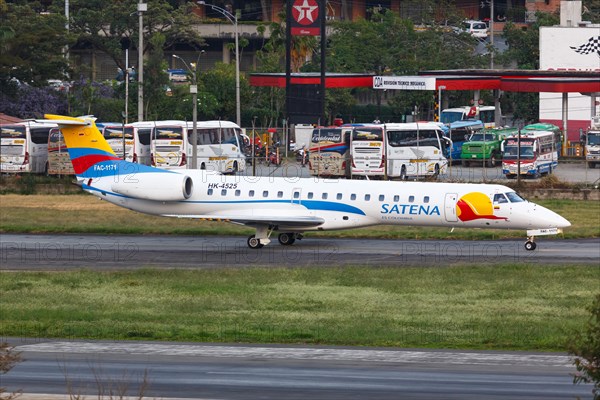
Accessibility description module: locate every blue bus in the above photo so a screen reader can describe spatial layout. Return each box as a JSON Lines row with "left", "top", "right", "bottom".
{"left": 444, "top": 120, "right": 484, "bottom": 161}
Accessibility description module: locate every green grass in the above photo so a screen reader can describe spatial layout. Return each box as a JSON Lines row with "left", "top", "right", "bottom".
{"left": 1, "top": 265, "right": 598, "bottom": 351}
{"left": 1, "top": 195, "right": 598, "bottom": 239}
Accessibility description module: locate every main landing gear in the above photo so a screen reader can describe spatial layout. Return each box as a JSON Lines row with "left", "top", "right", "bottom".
{"left": 246, "top": 230, "right": 302, "bottom": 249}
{"left": 278, "top": 232, "right": 302, "bottom": 245}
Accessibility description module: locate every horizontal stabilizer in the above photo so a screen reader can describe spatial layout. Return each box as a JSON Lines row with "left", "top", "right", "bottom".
{"left": 35, "top": 119, "right": 91, "bottom": 126}
{"left": 36, "top": 114, "right": 94, "bottom": 127}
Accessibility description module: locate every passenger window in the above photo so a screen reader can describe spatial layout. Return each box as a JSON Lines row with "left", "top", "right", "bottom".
{"left": 277, "top": 191, "right": 283, "bottom": 198}
{"left": 221, "top": 189, "right": 227, "bottom": 196}
{"left": 379, "top": 194, "right": 385, "bottom": 201}
{"left": 351, "top": 194, "right": 356, "bottom": 201}
{"left": 393, "top": 195, "right": 399, "bottom": 202}
{"left": 308, "top": 192, "right": 314, "bottom": 199}
{"left": 337, "top": 193, "right": 343, "bottom": 200}
{"left": 207, "top": 189, "right": 213, "bottom": 195}
{"left": 249, "top": 190, "right": 254, "bottom": 197}
{"left": 365, "top": 194, "right": 371, "bottom": 201}
{"left": 235, "top": 190, "right": 240, "bottom": 197}
{"left": 294, "top": 191, "right": 300, "bottom": 199}
{"left": 322, "top": 193, "right": 328, "bottom": 200}
{"left": 424, "top": 196, "right": 430, "bottom": 203}
{"left": 409, "top": 195, "right": 415, "bottom": 203}
{"left": 263, "top": 190, "right": 269, "bottom": 198}
{"left": 493, "top": 193, "right": 508, "bottom": 204}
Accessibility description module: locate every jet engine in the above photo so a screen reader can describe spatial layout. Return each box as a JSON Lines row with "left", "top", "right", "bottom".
{"left": 111, "top": 173, "right": 193, "bottom": 201}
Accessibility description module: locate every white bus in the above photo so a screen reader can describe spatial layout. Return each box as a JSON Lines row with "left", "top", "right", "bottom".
{"left": 349, "top": 125, "right": 386, "bottom": 177}
{"left": 1, "top": 121, "right": 54, "bottom": 173}
{"left": 150, "top": 121, "right": 188, "bottom": 169}
{"left": 441, "top": 106, "right": 495, "bottom": 128}
{"left": 102, "top": 122, "right": 152, "bottom": 165}
{"left": 47, "top": 127, "right": 74, "bottom": 175}
{"left": 502, "top": 130, "right": 558, "bottom": 179}
{"left": 151, "top": 120, "right": 246, "bottom": 173}
{"left": 385, "top": 122, "right": 449, "bottom": 179}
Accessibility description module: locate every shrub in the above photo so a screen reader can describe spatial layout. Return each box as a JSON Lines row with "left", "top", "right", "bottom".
{"left": 570, "top": 294, "right": 600, "bottom": 400}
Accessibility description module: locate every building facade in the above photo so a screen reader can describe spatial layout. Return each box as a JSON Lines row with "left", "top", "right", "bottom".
{"left": 73, "top": 0, "right": 564, "bottom": 81}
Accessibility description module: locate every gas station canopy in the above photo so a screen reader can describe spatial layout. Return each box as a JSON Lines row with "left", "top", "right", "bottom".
{"left": 250, "top": 70, "right": 600, "bottom": 93}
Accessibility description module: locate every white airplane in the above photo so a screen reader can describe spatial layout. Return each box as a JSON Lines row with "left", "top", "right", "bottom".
{"left": 41, "top": 114, "right": 570, "bottom": 250}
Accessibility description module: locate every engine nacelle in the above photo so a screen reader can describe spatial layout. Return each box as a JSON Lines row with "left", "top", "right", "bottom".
{"left": 111, "top": 172, "right": 193, "bottom": 201}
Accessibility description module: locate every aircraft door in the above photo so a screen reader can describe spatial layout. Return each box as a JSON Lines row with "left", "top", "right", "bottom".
{"left": 444, "top": 193, "right": 458, "bottom": 222}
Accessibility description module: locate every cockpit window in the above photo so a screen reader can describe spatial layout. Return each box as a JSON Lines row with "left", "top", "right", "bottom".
{"left": 506, "top": 192, "right": 525, "bottom": 203}
{"left": 493, "top": 193, "right": 509, "bottom": 204}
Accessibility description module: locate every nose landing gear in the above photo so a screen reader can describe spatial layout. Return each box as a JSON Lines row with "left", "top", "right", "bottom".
{"left": 524, "top": 238, "right": 537, "bottom": 251}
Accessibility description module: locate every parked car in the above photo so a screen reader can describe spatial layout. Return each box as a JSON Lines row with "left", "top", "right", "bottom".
{"left": 456, "top": 20, "right": 489, "bottom": 38}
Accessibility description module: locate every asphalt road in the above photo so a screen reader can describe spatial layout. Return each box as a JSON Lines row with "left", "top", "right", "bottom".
{"left": 1, "top": 234, "right": 599, "bottom": 269}
{"left": 4, "top": 339, "right": 593, "bottom": 400}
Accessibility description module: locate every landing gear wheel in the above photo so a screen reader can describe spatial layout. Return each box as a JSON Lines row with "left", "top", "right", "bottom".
{"left": 524, "top": 240, "right": 537, "bottom": 251}
{"left": 278, "top": 233, "right": 296, "bottom": 246}
{"left": 247, "top": 235, "right": 264, "bottom": 249}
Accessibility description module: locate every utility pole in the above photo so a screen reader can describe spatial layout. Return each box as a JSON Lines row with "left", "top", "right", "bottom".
{"left": 490, "top": 0, "right": 495, "bottom": 69}
{"left": 197, "top": 1, "right": 240, "bottom": 126}
{"left": 137, "top": 1, "right": 147, "bottom": 122}
{"left": 172, "top": 55, "right": 199, "bottom": 169}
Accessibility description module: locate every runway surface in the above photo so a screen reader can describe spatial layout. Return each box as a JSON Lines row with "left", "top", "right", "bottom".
{"left": 3, "top": 339, "right": 593, "bottom": 400}
{"left": 1, "top": 234, "right": 599, "bottom": 269}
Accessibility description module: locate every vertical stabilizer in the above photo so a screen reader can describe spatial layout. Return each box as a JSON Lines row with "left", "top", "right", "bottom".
{"left": 43, "top": 114, "right": 122, "bottom": 177}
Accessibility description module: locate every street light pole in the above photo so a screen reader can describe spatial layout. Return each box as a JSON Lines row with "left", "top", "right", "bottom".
{"left": 137, "top": 1, "right": 147, "bottom": 122}
{"left": 490, "top": 0, "right": 495, "bottom": 69}
{"left": 234, "top": 15, "right": 240, "bottom": 126}
{"left": 197, "top": 1, "right": 240, "bottom": 126}
{"left": 173, "top": 54, "right": 198, "bottom": 169}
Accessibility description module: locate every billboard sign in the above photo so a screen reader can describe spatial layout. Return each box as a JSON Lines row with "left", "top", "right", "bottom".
{"left": 539, "top": 27, "right": 600, "bottom": 139}
{"left": 290, "top": 0, "right": 321, "bottom": 36}
{"left": 373, "top": 76, "right": 436, "bottom": 91}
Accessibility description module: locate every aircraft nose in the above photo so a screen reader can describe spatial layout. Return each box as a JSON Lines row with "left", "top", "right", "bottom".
{"left": 534, "top": 204, "right": 571, "bottom": 229}
{"left": 554, "top": 213, "right": 571, "bottom": 229}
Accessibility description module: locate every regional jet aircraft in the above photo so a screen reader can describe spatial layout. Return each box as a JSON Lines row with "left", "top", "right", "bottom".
{"left": 41, "top": 114, "right": 570, "bottom": 250}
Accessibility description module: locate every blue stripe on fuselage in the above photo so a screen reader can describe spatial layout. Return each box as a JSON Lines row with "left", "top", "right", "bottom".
{"left": 76, "top": 160, "right": 175, "bottom": 178}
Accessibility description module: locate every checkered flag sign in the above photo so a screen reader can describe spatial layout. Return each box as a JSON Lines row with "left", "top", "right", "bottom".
{"left": 570, "top": 36, "right": 600, "bottom": 56}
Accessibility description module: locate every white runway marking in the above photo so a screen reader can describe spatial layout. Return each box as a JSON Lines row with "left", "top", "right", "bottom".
{"left": 16, "top": 341, "right": 573, "bottom": 367}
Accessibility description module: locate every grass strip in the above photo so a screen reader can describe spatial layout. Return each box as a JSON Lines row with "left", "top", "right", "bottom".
{"left": 0, "top": 195, "right": 598, "bottom": 239}
{"left": 1, "top": 265, "right": 598, "bottom": 351}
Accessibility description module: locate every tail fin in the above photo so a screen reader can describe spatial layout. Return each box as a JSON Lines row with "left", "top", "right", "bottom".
{"left": 43, "top": 114, "right": 122, "bottom": 177}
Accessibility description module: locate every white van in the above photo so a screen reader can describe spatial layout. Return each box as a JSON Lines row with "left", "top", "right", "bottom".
{"left": 460, "top": 20, "right": 489, "bottom": 38}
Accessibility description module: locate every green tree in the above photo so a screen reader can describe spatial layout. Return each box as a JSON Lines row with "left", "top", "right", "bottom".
{"left": 499, "top": 12, "right": 560, "bottom": 123}
{"left": 200, "top": 62, "right": 250, "bottom": 122}
{"left": 326, "top": 8, "right": 484, "bottom": 121}
{"left": 251, "top": 10, "right": 319, "bottom": 127}
{"left": 570, "top": 294, "right": 600, "bottom": 400}
{"left": 68, "top": 0, "right": 204, "bottom": 71}
{"left": 142, "top": 33, "right": 171, "bottom": 120}
{"left": 0, "top": 1, "right": 72, "bottom": 94}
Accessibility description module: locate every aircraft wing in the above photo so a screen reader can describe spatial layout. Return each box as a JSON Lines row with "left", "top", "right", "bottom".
{"left": 163, "top": 213, "right": 325, "bottom": 228}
